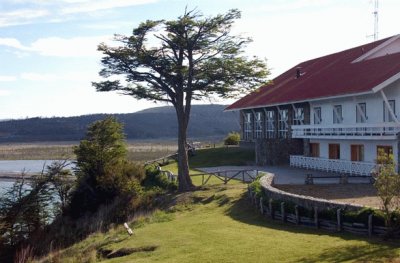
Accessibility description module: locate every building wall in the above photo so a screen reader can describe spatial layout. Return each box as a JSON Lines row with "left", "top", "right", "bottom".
{"left": 309, "top": 80, "right": 400, "bottom": 125}
{"left": 310, "top": 139, "right": 398, "bottom": 163}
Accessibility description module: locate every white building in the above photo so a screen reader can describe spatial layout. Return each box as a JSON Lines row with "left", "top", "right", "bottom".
{"left": 226, "top": 35, "right": 400, "bottom": 176}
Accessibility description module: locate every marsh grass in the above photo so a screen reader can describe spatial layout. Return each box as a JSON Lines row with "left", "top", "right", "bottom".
{"left": 0, "top": 141, "right": 178, "bottom": 161}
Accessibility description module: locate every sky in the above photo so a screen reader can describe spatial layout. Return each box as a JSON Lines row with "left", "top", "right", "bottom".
{"left": 0, "top": 0, "right": 399, "bottom": 119}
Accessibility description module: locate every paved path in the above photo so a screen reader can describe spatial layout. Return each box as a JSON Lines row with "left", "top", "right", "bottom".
{"left": 198, "top": 165, "right": 372, "bottom": 185}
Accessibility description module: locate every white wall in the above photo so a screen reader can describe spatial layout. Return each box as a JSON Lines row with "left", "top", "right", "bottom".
{"left": 309, "top": 79, "right": 400, "bottom": 125}
{"left": 310, "top": 139, "right": 398, "bottom": 164}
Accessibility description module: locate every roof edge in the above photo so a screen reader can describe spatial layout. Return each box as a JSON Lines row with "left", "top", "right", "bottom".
{"left": 372, "top": 71, "right": 400, "bottom": 93}
{"left": 352, "top": 34, "right": 400, "bottom": 63}
{"left": 224, "top": 90, "right": 375, "bottom": 111}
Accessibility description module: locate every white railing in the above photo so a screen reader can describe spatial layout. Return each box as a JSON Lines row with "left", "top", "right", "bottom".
{"left": 292, "top": 122, "right": 400, "bottom": 140}
{"left": 290, "top": 155, "right": 376, "bottom": 176}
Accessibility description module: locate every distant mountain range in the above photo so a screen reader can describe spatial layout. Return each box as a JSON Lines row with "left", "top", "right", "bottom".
{"left": 0, "top": 105, "right": 240, "bottom": 142}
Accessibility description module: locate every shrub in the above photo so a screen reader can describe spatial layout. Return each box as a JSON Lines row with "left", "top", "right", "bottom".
{"left": 224, "top": 132, "right": 240, "bottom": 145}
{"left": 143, "top": 166, "right": 177, "bottom": 191}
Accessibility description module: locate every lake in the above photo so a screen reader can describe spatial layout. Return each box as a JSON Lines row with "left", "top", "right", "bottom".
{"left": 0, "top": 160, "right": 75, "bottom": 195}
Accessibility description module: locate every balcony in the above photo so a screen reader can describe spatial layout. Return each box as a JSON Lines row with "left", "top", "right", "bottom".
{"left": 290, "top": 155, "right": 376, "bottom": 176}
{"left": 292, "top": 122, "right": 400, "bottom": 140}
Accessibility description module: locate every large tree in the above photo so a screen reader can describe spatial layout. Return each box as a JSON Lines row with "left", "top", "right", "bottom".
{"left": 93, "top": 9, "right": 269, "bottom": 191}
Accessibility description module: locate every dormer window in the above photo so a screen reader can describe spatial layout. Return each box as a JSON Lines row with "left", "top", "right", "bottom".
{"left": 333, "top": 105, "right": 343, "bottom": 124}
{"left": 356, "top": 103, "right": 367, "bottom": 123}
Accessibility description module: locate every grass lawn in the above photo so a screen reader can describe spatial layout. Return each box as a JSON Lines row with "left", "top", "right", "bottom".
{"left": 44, "top": 182, "right": 400, "bottom": 263}
{"left": 36, "top": 147, "right": 400, "bottom": 262}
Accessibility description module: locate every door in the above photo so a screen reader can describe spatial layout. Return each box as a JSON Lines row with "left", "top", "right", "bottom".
{"left": 351, "top": 145, "right": 364, "bottom": 162}
{"left": 329, "top": 144, "right": 340, "bottom": 159}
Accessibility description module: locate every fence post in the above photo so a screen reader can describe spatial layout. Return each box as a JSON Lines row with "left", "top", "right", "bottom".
{"left": 314, "top": 207, "right": 319, "bottom": 229}
{"left": 269, "top": 198, "right": 274, "bottom": 219}
{"left": 202, "top": 174, "right": 204, "bottom": 185}
{"left": 295, "top": 205, "right": 300, "bottom": 225}
{"left": 281, "top": 202, "right": 285, "bottom": 222}
{"left": 260, "top": 197, "right": 264, "bottom": 214}
{"left": 368, "top": 214, "right": 373, "bottom": 237}
{"left": 336, "top": 209, "right": 342, "bottom": 232}
{"left": 224, "top": 171, "right": 227, "bottom": 184}
{"left": 242, "top": 171, "right": 245, "bottom": 183}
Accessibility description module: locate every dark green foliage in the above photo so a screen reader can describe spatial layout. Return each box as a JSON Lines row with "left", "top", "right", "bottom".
{"left": 224, "top": 132, "right": 240, "bottom": 145}
{"left": 69, "top": 117, "right": 145, "bottom": 218}
{"left": 373, "top": 149, "right": 400, "bottom": 233}
{"left": 143, "top": 166, "right": 177, "bottom": 191}
{"left": 249, "top": 176, "right": 264, "bottom": 199}
{"left": 92, "top": 8, "right": 269, "bottom": 191}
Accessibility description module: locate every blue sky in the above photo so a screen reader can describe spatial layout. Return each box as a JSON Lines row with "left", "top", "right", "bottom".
{"left": 0, "top": 0, "right": 399, "bottom": 119}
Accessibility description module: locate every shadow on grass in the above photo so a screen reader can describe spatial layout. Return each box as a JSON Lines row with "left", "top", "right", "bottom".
{"left": 225, "top": 192, "right": 400, "bottom": 262}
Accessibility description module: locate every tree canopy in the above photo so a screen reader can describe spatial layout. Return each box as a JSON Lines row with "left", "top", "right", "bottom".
{"left": 93, "top": 9, "right": 269, "bottom": 191}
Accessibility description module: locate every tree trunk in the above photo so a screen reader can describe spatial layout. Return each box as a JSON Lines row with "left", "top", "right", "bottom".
{"left": 175, "top": 103, "right": 195, "bottom": 192}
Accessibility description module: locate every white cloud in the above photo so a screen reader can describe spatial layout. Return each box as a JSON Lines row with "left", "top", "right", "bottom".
{"left": 0, "top": 75, "right": 17, "bottom": 82}
{"left": 0, "top": 38, "right": 29, "bottom": 50}
{"left": 30, "top": 36, "right": 109, "bottom": 57}
{"left": 0, "top": 9, "right": 49, "bottom": 27}
{"left": 20, "top": 71, "right": 99, "bottom": 82}
{"left": 0, "top": 90, "right": 11, "bottom": 96}
{"left": 20, "top": 73, "right": 58, "bottom": 81}
{"left": 61, "top": 0, "right": 157, "bottom": 14}
{"left": 0, "top": 35, "right": 112, "bottom": 58}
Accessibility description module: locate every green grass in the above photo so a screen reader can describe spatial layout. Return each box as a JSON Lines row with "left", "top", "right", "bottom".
{"left": 189, "top": 146, "right": 254, "bottom": 168}
{"left": 41, "top": 183, "right": 400, "bottom": 263}
{"left": 161, "top": 146, "right": 254, "bottom": 186}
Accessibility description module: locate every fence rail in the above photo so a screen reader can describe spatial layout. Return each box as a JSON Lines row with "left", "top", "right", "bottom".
{"left": 290, "top": 155, "right": 376, "bottom": 176}
{"left": 191, "top": 169, "right": 260, "bottom": 185}
{"left": 292, "top": 122, "right": 400, "bottom": 140}
{"left": 248, "top": 188, "right": 399, "bottom": 238}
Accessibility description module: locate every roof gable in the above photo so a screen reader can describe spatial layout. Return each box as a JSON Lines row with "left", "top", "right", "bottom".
{"left": 227, "top": 35, "right": 400, "bottom": 111}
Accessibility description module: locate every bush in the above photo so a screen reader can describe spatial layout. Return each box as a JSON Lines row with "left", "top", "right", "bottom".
{"left": 143, "top": 166, "right": 177, "bottom": 191}
{"left": 224, "top": 132, "right": 240, "bottom": 145}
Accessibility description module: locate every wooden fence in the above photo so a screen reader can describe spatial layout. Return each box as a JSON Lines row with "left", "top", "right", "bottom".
{"left": 248, "top": 187, "right": 399, "bottom": 238}
{"left": 191, "top": 169, "right": 259, "bottom": 185}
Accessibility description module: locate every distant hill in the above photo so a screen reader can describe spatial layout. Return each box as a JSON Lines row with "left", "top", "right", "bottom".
{"left": 0, "top": 105, "right": 240, "bottom": 142}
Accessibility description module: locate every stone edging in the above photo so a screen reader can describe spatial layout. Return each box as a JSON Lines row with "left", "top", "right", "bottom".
{"left": 259, "top": 173, "right": 365, "bottom": 211}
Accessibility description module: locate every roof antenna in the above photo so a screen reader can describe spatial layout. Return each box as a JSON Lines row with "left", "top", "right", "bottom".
{"left": 367, "top": 0, "right": 379, "bottom": 41}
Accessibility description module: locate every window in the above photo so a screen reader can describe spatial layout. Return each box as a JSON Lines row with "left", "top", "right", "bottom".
{"left": 329, "top": 144, "right": 340, "bottom": 159}
{"left": 265, "top": 110, "right": 275, "bottom": 139}
{"left": 292, "top": 107, "right": 304, "bottom": 125}
{"left": 310, "top": 143, "right": 320, "bottom": 157}
{"left": 383, "top": 100, "right": 396, "bottom": 122}
{"left": 356, "top": 103, "right": 366, "bottom": 123}
{"left": 351, "top": 145, "right": 364, "bottom": 162}
{"left": 377, "top": 145, "right": 393, "bottom": 156}
{"left": 278, "top": 109, "right": 288, "bottom": 138}
{"left": 244, "top": 112, "right": 252, "bottom": 140}
{"left": 254, "top": 112, "right": 263, "bottom": 139}
{"left": 333, "top": 105, "right": 342, "bottom": 124}
{"left": 313, "top": 107, "right": 322, "bottom": 124}
{"left": 377, "top": 146, "right": 393, "bottom": 164}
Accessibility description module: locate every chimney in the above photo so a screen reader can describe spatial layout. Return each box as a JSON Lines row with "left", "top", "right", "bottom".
{"left": 296, "top": 67, "right": 301, "bottom": 79}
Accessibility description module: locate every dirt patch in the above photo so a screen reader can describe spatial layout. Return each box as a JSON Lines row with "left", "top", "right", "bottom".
{"left": 99, "top": 245, "right": 158, "bottom": 259}
{"left": 275, "top": 184, "right": 382, "bottom": 209}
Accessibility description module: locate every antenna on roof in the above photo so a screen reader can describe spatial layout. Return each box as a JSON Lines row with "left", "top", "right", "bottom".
{"left": 367, "top": 0, "right": 379, "bottom": 41}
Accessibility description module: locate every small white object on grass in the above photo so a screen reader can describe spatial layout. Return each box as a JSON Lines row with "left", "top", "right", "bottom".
{"left": 124, "top": 222, "right": 133, "bottom": 236}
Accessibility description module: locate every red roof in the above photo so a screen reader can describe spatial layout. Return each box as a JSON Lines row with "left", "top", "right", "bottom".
{"left": 226, "top": 36, "right": 400, "bottom": 110}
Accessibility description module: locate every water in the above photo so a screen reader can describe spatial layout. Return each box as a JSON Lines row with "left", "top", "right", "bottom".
{"left": 0, "top": 160, "right": 71, "bottom": 174}
{"left": 0, "top": 160, "right": 75, "bottom": 194}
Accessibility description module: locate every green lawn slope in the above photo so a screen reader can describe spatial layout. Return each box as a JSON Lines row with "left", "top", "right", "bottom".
{"left": 37, "top": 147, "right": 400, "bottom": 262}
